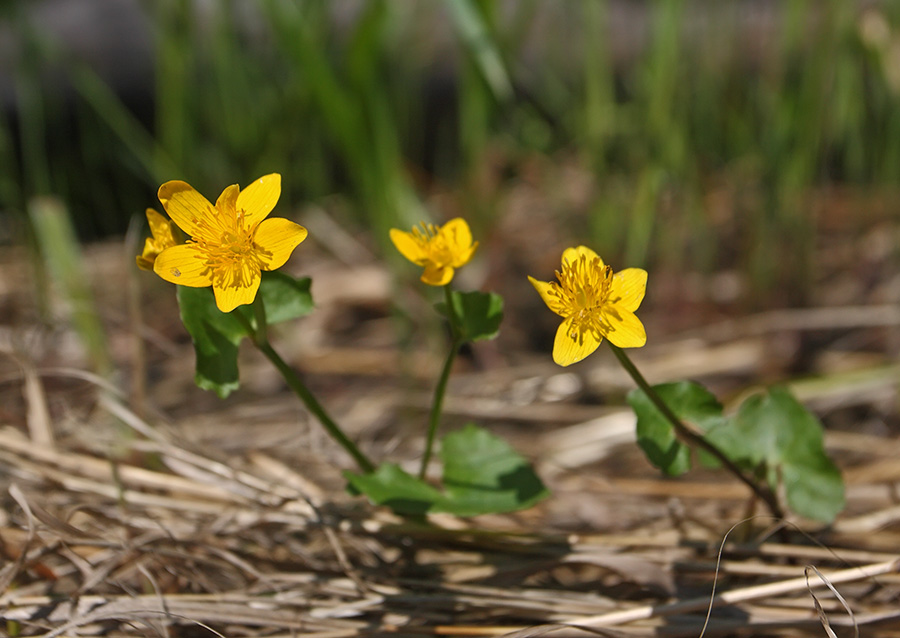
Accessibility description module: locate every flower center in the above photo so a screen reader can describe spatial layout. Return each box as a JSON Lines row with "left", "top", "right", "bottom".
{"left": 551, "top": 255, "right": 613, "bottom": 341}
{"left": 192, "top": 209, "right": 261, "bottom": 288}
{"left": 411, "top": 223, "right": 453, "bottom": 266}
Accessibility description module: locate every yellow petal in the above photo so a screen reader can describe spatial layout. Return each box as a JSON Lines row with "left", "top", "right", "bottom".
{"left": 608, "top": 268, "right": 647, "bottom": 312}
{"left": 216, "top": 184, "right": 240, "bottom": 219}
{"left": 136, "top": 241, "right": 156, "bottom": 271}
{"left": 237, "top": 173, "right": 281, "bottom": 225}
{"left": 453, "top": 241, "right": 479, "bottom": 268}
{"left": 146, "top": 209, "right": 176, "bottom": 246}
{"left": 390, "top": 228, "right": 425, "bottom": 265}
{"left": 253, "top": 217, "right": 308, "bottom": 271}
{"left": 421, "top": 264, "right": 454, "bottom": 286}
{"left": 561, "top": 245, "right": 603, "bottom": 268}
{"left": 553, "top": 315, "right": 602, "bottom": 367}
{"left": 213, "top": 262, "right": 261, "bottom": 313}
{"left": 153, "top": 244, "right": 212, "bottom": 287}
{"left": 158, "top": 181, "right": 214, "bottom": 238}
{"left": 601, "top": 307, "right": 647, "bottom": 348}
{"left": 443, "top": 217, "right": 473, "bottom": 248}
{"left": 528, "top": 276, "right": 566, "bottom": 317}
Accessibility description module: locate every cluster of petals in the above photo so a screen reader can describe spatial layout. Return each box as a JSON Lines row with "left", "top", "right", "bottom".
{"left": 390, "top": 218, "right": 478, "bottom": 286}
{"left": 136, "top": 209, "right": 177, "bottom": 271}
{"left": 529, "top": 246, "right": 647, "bottom": 367}
{"left": 149, "top": 174, "right": 307, "bottom": 313}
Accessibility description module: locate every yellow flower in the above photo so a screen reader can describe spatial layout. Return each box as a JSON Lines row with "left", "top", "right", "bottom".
{"left": 529, "top": 246, "right": 647, "bottom": 367}
{"left": 390, "top": 218, "right": 478, "bottom": 286}
{"left": 136, "top": 208, "right": 178, "bottom": 271}
{"left": 152, "top": 174, "right": 308, "bottom": 313}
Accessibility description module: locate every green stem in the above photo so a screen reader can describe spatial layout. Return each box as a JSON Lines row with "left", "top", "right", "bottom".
{"left": 252, "top": 293, "right": 268, "bottom": 342}
{"left": 418, "top": 285, "right": 462, "bottom": 479}
{"left": 234, "top": 300, "right": 375, "bottom": 473}
{"left": 608, "top": 343, "right": 785, "bottom": 520}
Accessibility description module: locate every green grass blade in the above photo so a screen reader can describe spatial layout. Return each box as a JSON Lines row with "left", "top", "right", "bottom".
{"left": 29, "top": 197, "right": 112, "bottom": 376}
{"left": 443, "top": 0, "right": 512, "bottom": 103}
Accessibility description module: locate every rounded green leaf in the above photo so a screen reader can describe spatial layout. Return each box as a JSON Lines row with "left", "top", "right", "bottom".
{"left": 437, "top": 291, "right": 504, "bottom": 342}
{"left": 176, "top": 273, "right": 314, "bottom": 398}
{"left": 344, "top": 464, "right": 443, "bottom": 516}
{"left": 628, "top": 381, "right": 726, "bottom": 476}
{"left": 176, "top": 286, "right": 244, "bottom": 398}
{"left": 243, "top": 271, "right": 314, "bottom": 326}
{"left": 345, "top": 425, "right": 548, "bottom": 517}
{"left": 439, "top": 423, "right": 548, "bottom": 515}
{"left": 724, "top": 387, "right": 844, "bottom": 522}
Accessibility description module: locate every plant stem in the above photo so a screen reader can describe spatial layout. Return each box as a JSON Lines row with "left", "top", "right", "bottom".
{"left": 234, "top": 300, "right": 375, "bottom": 473}
{"left": 418, "top": 285, "right": 462, "bottom": 479}
{"left": 608, "top": 343, "right": 785, "bottom": 520}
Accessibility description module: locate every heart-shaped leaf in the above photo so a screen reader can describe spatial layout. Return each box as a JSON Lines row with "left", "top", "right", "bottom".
{"left": 436, "top": 291, "right": 503, "bottom": 342}
{"left": 707, "top": 387, "right": 844, "bottom": 522}
{"left": 176, "top": 272, "right": 314, "bottom": 398}
{"left": 345, "top": 424, "right": 548, "bottom": 516}
{"left": 628, "top": 381, "right": 727, "bottom": 475}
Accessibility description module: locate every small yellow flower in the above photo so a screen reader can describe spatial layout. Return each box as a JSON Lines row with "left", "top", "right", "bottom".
{"left": 152, "top": 174, "right": 308, "bottom": 313}
{"left": 529, "top": 246, "right": 647, "bottom": 367}
{"left": 136, "top": 208, "right": 178, "bottom": 271}
{"left": 390, "top": 218, "right": 478, "bottom": 286}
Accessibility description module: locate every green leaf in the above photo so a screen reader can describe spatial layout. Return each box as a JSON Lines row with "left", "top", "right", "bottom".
{"left": 628, "top": 381, "right": 727, "bottom": 476}
{"left": 344, "top": 464, "right": 444, "bottom": 516}
{"left": 713, "top": 387, "right": 844, "bottom": 522}
{"left": 177, "top": 286, "right": 245, "bottom": 398}
{"left": 439, "top": 423, "right": 548, "bottom": 515}
{"left": 239, "top": 272, "right": 313, "bottom": 327}
{"left": 437, "top": 291, "right": 503, "bottom": 342}
{"left": 176, "top": 272, "right": 314, "bottom": 398}
{"left": 345, "top": 424, "right": 548, "bottom": 517}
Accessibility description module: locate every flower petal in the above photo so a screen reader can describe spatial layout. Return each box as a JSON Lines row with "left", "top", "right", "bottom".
{"left": 253, "top": 217, "right": 308, "bottom": 271}
{"left": 153, "top": 244, "right": 212, "bottom": 287}
{"left": 422, "top": 264, "right": 454, "bottom": 286}
{"left": 390, "top": 228, "right": 426, "bottom": 265}
{"left": 608, "top": 268, "right": 648, "bottom": 312}
{"left": 213, "top": 262, "right": 261, "bottom": 313}
{"left": 553, "top": 315, "right": 602, "bottom": 367}
{"left": 456, "top": 241, "right": 479, "bottom": 267}
{"left": 213, "top": 263, "right": 262, "bottom": 312}
{"left": 528, "top": 276, "right": 567, "bottom": 317}
{"left": 216, "top": 184, "right": 240, "bottom": 220}
{"left": 601, "top": 307, "right": 647, "bottom": 348}
{"left": 158, "top": 181, "right": 214, "bottom": 238}
{"left": 443, "top": 217, "right": 473, "bottom": 250}
{"left": 136, "top": 239, "right": 157, "bottom": 271}
{"left": 561, "top": 245, "right": 603, "bottom": 268}
{"left": 146, "top": 208, "right": 176, "bottom": 246}
{"left": 237, "top": 173, "right": 281, "bottom": 225}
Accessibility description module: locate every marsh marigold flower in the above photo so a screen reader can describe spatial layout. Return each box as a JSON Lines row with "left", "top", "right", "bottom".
{"left": 136, "top": 209, "right": 177, "bottom": 271}
{"left": 152, "top": 174, "right": 308, "bottom": 313}
{"left": 390, "top": 218, "right": 477, "bottom": 286}
{"left": 529, "top": 246, "right": 647, "bottom": 367}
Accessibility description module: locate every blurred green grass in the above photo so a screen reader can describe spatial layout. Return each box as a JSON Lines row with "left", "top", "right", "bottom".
{"left": 3, "top": 0, "right": 900, "bottom": 300}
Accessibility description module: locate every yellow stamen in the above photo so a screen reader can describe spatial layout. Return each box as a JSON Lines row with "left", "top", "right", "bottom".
{"left": 410, "top": 223, "right": 453, "bottom": 266}
{"left": 188, "top": 207, "right": 264, "bottom": 290}
{"left": 546, "top": 255, "right": 614, "bottom": 346}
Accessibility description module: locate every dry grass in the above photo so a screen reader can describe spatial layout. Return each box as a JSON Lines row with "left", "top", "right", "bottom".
{"left": 3, "top": 405, "right": 900, "bottom": 637}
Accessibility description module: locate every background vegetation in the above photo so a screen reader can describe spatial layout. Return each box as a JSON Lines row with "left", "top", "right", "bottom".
{"left": 3, "top": 0, "right": 900, "bottom": 306}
